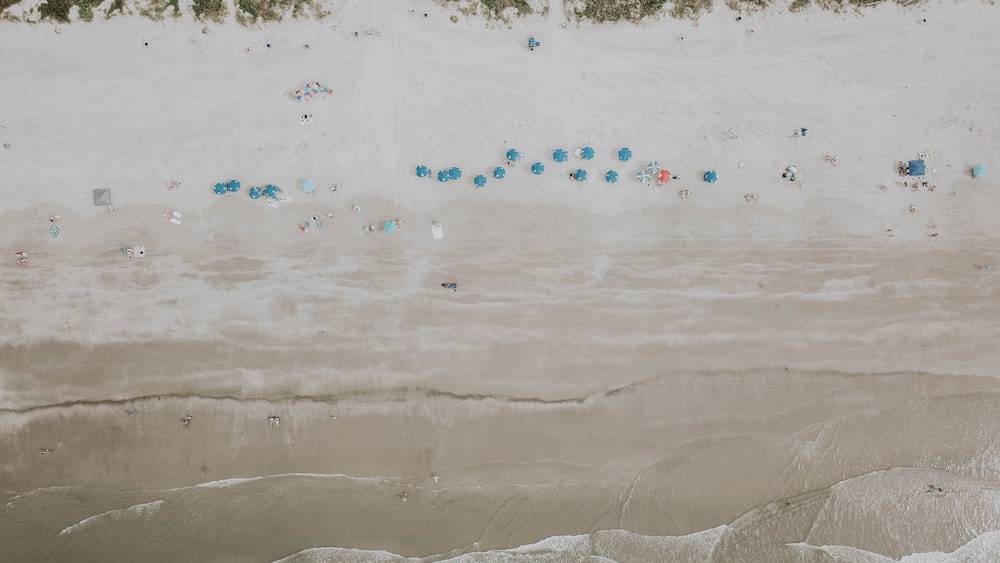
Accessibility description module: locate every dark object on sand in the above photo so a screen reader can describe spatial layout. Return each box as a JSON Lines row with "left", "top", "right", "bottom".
{"left": 441, "top": 283, "right": 458, "bottom": 291}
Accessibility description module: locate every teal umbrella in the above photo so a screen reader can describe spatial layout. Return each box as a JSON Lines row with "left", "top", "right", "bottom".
{"left": 704, "top": 170, "right": 718, "bottom": 183}
{"left": 553, "top": 149, "right": 568, "bottom": 162}
{"left": 213, "top": 183, "right": 227, "bottom": 195}
{"left": 581, "top": 147, "right": 595, "bottom": 160}
{"left": 384, "top": 221, "right": 397, "bottom": 233}
{"left": 531, "top": 162, "right": 545, "bottom": 175}
{"left": 973, "top": 163, "right": 987, "bottom": 178}
{"left": 618, "top": 147, "right": 632, "bottom": 162}
{"left": 226, "top": 179, "right": 241, "bottom": 192}
{"left": 606, "top": 170, "right": 619, "bottom": 183}
{"left": 474, "top": 174, "right": 487, "bottom": 188}
{"left": 493, "top": 167, "right": 506, "bottom": 179}
{"left": 574, "top": 169, "right": 588, "bottom": 181}
{"left": 506, "top": 149, "right": 522, "bottom": 162}
{"left": 416, "top": 165, "right": 430, "bottom": 178}
{"left": 449, "top": 167, "right": 462, "bottom": 180}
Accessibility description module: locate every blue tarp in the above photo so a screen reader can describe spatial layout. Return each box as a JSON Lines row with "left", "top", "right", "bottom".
{"left": 574, "top": 169, "right": 588, "bottom": 181}
{"left": 248, "top": 186, "right": 262, "bottom": 199}
{"left": 438, "top": 170, "right": 450, "bottom": 182}
{"left": 531, "top": 162, "right": 544, "bottom": 175}
{"left": 618, "top": 147, "right": 632, "bottom": 162}
{"left": 449, "top": 167, "right": 462, "bottom": 180}
{"left": 493, "top": 167, "right": 506, "bottom": 179}
{"left": 213, "top": 182, "right": 228, "bottom": 195}
{"left": 606, "top": 170, "right": 619, "bottom": 183}
{"left": 704, "top": 170, "right": 718, "bottom": 183}
{"left": 553, "top": 149, "right": 568, "bottom": 162}
{"left": 474, "top": 174, "right": 487, "bottom": 187}
{"left": 299, "top": 178, "right": 316, "bottom": 193}
{"left": 506, "top": 149, "right": 522, "bottom": 162}
{"left": 581, "top": 147, "right": 595, "bottom": 160}
{"left": 973, "top": 163, "right": 988, "bottom": 178}
{"left": 416, "top": 165, "right": 430, "bottom": 178}
{"left": 226, "top": 179, "right": 241, "bottom": 192}
{"left": 384, "top": 221, "right": 397, "bottom": 233}
{"left": 908, "top": 159, "right": 926, "bottom": 176}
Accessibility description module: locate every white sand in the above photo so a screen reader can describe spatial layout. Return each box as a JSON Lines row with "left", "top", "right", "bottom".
{"left": 2, "top": 0, "right": 1000, "bottom": 560}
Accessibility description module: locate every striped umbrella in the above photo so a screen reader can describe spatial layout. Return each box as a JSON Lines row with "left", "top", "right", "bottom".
{"left": 636, "top": 169, "right": 652, "bottom": 183}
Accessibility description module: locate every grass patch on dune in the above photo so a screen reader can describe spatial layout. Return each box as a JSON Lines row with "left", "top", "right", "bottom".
{"left": 235, "top": 0, "right": 314, "bottom": 23}
{"left": 0, "top": 0, "right": 21, "bottom": 16}
{"left": 137, "top": 0, "right": 181, "bottom": 19}
{"left": 725, "top": 0, "right": 769, "bottom": 12}
{"left": 576, "top": 0, "right": 710, "bottom": 22}
{"left": 789, "top": 0, "right": 810, "bottom": 11}
{"left": 191, "top": 0, "right": 225, "bottom": 21}
{"left": 439, "top": 0, "right": 533, "bottom": 20}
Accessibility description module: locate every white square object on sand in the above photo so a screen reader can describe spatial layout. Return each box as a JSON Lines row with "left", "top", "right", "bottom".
{"left": 431, "top": 223, "right": 444, "bottom": 240}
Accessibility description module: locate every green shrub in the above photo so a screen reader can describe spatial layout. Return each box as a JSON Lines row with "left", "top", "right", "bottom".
{"left": 192, "top": 0, "right": 225, "bottom": 21}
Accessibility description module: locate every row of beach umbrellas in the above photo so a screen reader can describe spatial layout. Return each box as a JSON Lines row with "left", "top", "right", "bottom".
{"left": 212, "top": 179, "right": 285, "bottom": 199}
{"left": 414, "top": 146, "right": 720, "bottom": 188}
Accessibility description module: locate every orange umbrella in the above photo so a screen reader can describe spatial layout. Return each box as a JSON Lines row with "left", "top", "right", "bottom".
{"left": 658, "top": 169, "right": 672, "bottom": 184}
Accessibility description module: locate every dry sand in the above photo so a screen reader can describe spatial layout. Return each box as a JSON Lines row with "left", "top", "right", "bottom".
{"left": 2, "top": 0, "right": 1000, "bottom": 560}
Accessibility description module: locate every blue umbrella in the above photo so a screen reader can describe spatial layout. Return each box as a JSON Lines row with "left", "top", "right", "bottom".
{"left": 506, "top": 149, "right": 522, "bottom": 162}
{"left": 973, "top": 163, "right": 988, "bottom": 178}
{"left": 606, "top": 170, "right": 619, "bottom": 183}
{"left": 264, "top": 184, "right": 282, "bottom": 198}
{"left": 213, "top": 182, "right": 228, "bottom": 195}
{"left": 449, "top": 167, "right": 462, "bottom": 180}
{"left": 248, "top": 186, "right": 262, "bottom": 199}
{"left": 384, "top": 221, "right": 397, "bottom": 233}
{"left": 474, "top": 174, "right": 487, "bottom": 188}
{"left": 704, "top": 170, "right": 718, "bottom": 183}
{"left": 574, "top": 169, "right": 588, "bottom": 182}
{"left": 581, "top": 146, "right": 595, "bottom": 160}
{"left": 226, "top": 179, "right": 241, "bottom": 192}
{"left": 299, "top": 178, "right": 316, "bottom": 193}
{"left": 618, "top": 147, "right": 632, "bottom": 162}
{"left": 493, "top": 167, "right": 506, "bottom": 179}
{"left": 415, "top": 165, "right": 430, "bottom": 178}
{"left": 553, "top": 149, "right": 568, "bottom": 162}
{"left": 531, "top": 162, "right": 545, "bottom": 175}
{"left": 437, "top": 170, "right": 450, "bottom": 183}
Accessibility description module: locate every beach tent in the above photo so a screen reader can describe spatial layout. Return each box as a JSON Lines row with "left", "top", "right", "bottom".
{"left": 973, "top": 163, "right": 988, "bottom": 178}
{"left": 384, "top": 221, "right": 397, "bottom": 233}
{"left": 213, "top": 183, "right": 228, "bottom": 196}
{"left": 553, "top": 149, "right": 568, "bottom": 163}
{"left": 438, "top": 170, "right": 450, "bottom": 182}
{"left": 531, "top": 162, "right": 545, "bottom": 175}
{"left": 908, "top": 159, "right": 926, "bottom": 176}
{"left": 493, "top": 167, "right": 506, "bottom": 179}
{"left": 415, "top": 165, "right": 430, "bottom": 178}
{"left": 226, "top": 179, "right": 241, "bottom": 192}
{"left": 299, "top": 178, "right": 316, "bottom": 193}
{"left": 574, "top": 169, "right": 588, "bottom": 181}
{"left": 704, "top": 170, "right": 718, "bottom": 183}
{"left": 618, "top": 147, "right": 632, "bottom": 162}
{"left": 658, "top": 170, "right": 672, "bottom": 184}
{"left": 636, "top": 169, "right": 651, "bottom": 183}
{"left": 248, "top": 186, "right": 263, "bottom": 199}
{"left": 606, "top": 170, "right": 619, "bottom": 183}
{"left": 449, "top": 167, "right": 462, "bottom": 180}
{"left": 474, "top": 174, "right": 487, "bottom": 188}
{"left": 506, "top": 149, "right": 522, "bottom": 162}
{"left": 581, "top": 147, "right": 595, "bottom": 160}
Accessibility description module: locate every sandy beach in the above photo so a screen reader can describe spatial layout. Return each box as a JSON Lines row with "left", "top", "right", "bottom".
{"left": 2, "top": 0, "right": 1000, "bottom": 560}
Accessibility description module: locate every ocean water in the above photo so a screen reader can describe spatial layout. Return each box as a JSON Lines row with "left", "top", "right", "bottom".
{"left": 4, "top": 464, "right": 1000, "bottom": 562}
